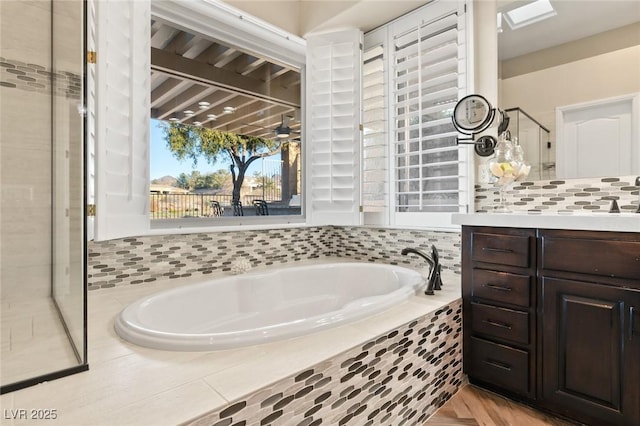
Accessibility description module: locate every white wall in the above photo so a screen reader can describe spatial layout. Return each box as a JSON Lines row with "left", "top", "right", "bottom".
{"left": 223, "top": 0, "right": 430, "bottom": 37}
{"left": 500, "top": 25, "right": 640, "bottom": 144}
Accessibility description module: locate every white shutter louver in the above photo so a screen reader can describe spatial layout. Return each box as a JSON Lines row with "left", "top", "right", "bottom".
{"left": 393, "top": 12, "right": 462, "bottom": 214}
{"left": 94, "top": 0, "right": 150, "bottom": 240}
{"left": 306, "top": 29, "right": 362, "bottom": 226}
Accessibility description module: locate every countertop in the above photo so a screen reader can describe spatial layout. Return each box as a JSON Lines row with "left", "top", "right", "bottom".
{"left": 452, "top": 212, "right": 640, "bottom": 233}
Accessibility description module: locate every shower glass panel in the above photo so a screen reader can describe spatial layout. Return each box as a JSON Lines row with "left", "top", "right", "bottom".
{"left": 504, "top": 107, "right": 553, "bottom": 181}
{"left": 0, "top": 0, "right": 87, "bottom": 394}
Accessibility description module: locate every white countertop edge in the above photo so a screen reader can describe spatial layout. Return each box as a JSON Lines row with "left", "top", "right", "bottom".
{"left": 452, "top": 213, "right": 639, "bottom": 233}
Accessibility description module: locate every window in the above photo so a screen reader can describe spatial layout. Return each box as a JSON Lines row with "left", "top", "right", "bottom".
{"left": 363, "top": 0, "right": 473, "bottom": 229}
{"left": 149, "top": 21, "right": 303, "bottom": 226}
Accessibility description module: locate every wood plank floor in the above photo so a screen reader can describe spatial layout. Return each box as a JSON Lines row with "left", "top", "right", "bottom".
{"left": 424, "top": 385, "right": 577, "bottom": 425}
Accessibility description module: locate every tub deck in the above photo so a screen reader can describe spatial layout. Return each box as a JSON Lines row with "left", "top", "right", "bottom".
{"left": 0, "top": 259, "right": 461, "bottom": 426}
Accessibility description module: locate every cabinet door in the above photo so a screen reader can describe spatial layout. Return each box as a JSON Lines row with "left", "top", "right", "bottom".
{"left": 541, "top": 277, "right": 640, "bottom": 425}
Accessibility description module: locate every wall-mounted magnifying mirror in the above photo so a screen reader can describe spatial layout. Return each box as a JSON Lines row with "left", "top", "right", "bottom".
{"left": 452, "top": 94, "right": 506, "bottom": 157}
{"left": 453, "top": 94, "right": 494, "bottom": 132}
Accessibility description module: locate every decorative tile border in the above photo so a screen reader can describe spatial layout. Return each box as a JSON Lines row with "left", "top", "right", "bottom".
{"left": 0, "top": 56, "right": 81, "bottom": 99}
{"left": 87, "top": 227, "right": 462, "bottom": 291}
{"left": 475, "top": 175, "right": 639, "bottom": 213}
{"left": 183, "top": 300, "right": 463, "bottom": 426}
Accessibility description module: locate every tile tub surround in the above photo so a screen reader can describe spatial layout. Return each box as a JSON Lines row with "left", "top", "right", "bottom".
{"left": 88, "top": 226, "right": 461, "bottom": 291}
{"left": 1, "top": 268, "right": 462, "bottom": 425}
{"left": 186, "top": 300, "right": 463, "bottom": 426}
{"left": 475, "top": 175, "right": 639, "bottom": 213}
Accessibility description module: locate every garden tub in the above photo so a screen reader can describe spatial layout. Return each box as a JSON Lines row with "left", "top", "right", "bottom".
{"left": 114, "top": 262, "right": 424, "bottom": 351}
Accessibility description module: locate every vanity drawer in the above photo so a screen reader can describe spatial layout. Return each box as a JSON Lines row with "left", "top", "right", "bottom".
{"left": 471, "top": 302, "right": 529, "bottom": 345}
{"left": 540, "top": 233, "right": 640, "bottom": 282}
{"left": 472, "top": 269, "right": 531, "bottom": 307}
{"left": 469, "top": 337, "right": 530, "bottom": 396}
{"left": 471, "top": 232, "right": 531, "bottom": 268}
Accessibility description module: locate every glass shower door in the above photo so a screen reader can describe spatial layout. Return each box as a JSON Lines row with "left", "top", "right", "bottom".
{"left": 0, "top": 0, "right": 87, "bottom": 394}
{"left": 52, "top": 0, "right": 87, "bottom": 365}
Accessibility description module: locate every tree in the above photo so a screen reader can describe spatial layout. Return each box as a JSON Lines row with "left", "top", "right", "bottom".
{"left": 162, "top": 123, "right": 280, "bottom": 203}
{"left": 207, "top": 169, "right": 232, "bottom": 190}
{"left": 175, "top": 172, "right": 192, "bottom": 190}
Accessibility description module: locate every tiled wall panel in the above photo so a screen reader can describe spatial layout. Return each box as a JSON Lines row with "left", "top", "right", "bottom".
{"left": 475, "top": 175, "right": 639, "bottom": 213}
{"left": 88, "top": 227, "right": 462, "bottom": 291}
{"left": 184, "top": 301, "right": 463, "bottom": 426}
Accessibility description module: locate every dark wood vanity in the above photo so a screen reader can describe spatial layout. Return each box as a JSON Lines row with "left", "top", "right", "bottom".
{"left": 462, "top": 226, "right": 640, "bottom": 426}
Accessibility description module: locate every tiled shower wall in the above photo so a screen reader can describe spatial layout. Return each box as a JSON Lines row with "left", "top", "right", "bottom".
{"left": 87, "top": 227, "right": 461, "bottom": 291}
{"left": 475, "top": 175, "right": 639, "bottom": 213}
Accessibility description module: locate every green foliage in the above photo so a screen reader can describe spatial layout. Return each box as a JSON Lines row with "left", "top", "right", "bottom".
{"left": 175, "top": 172, "right": 192, "bottom": 190}
{"left": 162, "top": 122, "right": 279, "bottom": 167}
{"left": 173, "top": 169, "right": 232, "bottom": 191}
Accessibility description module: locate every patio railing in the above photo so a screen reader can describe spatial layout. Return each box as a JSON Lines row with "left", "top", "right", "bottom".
{"left": 149, "top": 193, "right": 283, "bottom": 219}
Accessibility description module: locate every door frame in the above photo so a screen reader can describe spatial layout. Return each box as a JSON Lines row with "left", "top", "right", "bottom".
{"left": 556, "top": 92, "right": 639, "bottom": 178}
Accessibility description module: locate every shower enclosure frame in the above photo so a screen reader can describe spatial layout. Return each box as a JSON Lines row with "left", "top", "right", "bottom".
{"left": 0, "top": 0, "right": 89, "bottom": 395}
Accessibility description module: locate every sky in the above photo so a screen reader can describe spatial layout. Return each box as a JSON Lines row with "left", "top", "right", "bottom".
{"left": 150, "top": 119, "right": 278, "bottom": 180}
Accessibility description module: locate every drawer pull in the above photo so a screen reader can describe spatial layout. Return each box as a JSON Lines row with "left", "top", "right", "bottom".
{"left": 482, "top": 247, "right": 514, "bottom": 254}
{"left": 486, "top": 283, "right": 512, "bottom": 292}
{"left": 483, "top": 319, "right": 512, "bottom": 330}
{"left": 484, "top": 358, "right": 512, "bottom": 371}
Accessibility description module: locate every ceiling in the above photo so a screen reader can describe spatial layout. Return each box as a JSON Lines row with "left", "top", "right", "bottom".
{"left": 150, "top": 19, "right": 302, "bottom": 141}
{"left": 498, "top": 0, "right": 640, "bottom": 60}
{"left": 150, "top": 0, "right": 640, "bottom": 139}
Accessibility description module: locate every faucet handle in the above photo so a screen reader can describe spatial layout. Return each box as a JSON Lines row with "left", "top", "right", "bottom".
{"left": 609, "top": 199, "right": 620, "bottom": 213}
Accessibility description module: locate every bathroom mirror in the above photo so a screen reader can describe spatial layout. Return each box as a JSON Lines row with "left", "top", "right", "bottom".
{"left": 453, "top": 94, "right": 493, "bottom": 132}
{"left": 497, "top": 0, "right": 640, "bottom": 179}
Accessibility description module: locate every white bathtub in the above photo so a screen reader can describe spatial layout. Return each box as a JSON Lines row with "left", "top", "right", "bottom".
{"left": 114, "top": 262, "right": 424, "bottom": 351}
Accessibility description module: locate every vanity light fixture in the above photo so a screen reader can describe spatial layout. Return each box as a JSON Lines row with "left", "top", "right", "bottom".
{"left": 504, "top": 0, "right": 556, "bottom": 30}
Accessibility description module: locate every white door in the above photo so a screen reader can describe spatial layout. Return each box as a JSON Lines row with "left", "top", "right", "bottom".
{"left": 556, "top": 93, "right": 639, "bottom": 178}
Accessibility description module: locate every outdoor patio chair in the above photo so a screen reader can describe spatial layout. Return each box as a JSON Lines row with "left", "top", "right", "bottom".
{"left": 232, "top": 200, "right": 244, "bottom": 216}
{"left": 253, "top": 199, "right": 269, "bottom": 216}
{"left": 210, "top": 200, "right": 224, "bottom": 217}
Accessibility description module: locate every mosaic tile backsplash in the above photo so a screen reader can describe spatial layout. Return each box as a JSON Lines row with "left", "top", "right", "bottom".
{"left": 184, "top": 301, "right": 463, "bottom": 426}
{"left": 475, "top": 175, "right": 640, "bottom": 213}
{"left": 87, "top": 226, "right": 462, "bottom": 291}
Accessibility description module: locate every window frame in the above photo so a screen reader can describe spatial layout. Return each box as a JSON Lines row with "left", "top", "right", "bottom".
{"left": 148, "top": 0, "right": 308, "bottom": 232}
{"left": 363, "top": 0, "right": 475, "bottom": 231}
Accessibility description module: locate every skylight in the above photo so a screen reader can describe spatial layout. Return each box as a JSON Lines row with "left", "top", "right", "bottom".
{"left": 504, "top": 0, "right": 557, "bottom": 30}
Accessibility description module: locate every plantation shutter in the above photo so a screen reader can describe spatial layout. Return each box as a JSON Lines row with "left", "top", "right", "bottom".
{"left": 94, "top": 0, "right": 150, "bottom": 241}
{"left": 306, "top": 29, "right": 363, "bottom": 226}
{"left": 362, "top": 30, "right": 388, "bottom": 226}
{"left": 390, "top": 1, "right": 470, "bottom": 228}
